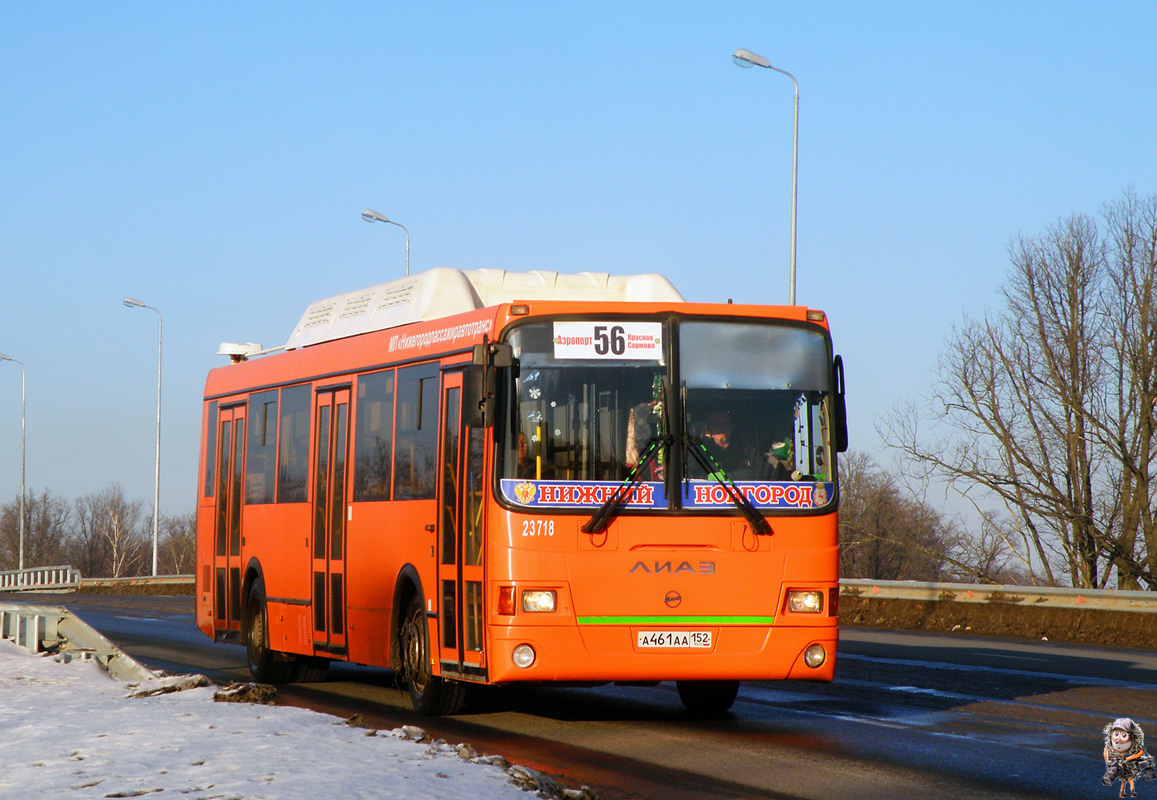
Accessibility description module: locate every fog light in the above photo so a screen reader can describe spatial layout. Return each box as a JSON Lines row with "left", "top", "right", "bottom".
{"left": 803, "top": 644, "right": 826, "bottom": 668}
{"left": 787, "top": 590, "right": 824, "bottom": 614}
{"left": 512, "top": 644, "right": 536, "bottom": 669}
{"left": 521, "top": 590, "right": 557, "bottom": 613}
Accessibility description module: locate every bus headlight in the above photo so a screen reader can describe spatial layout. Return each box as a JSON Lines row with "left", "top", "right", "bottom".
{"left": 804, "top": 644, "right": 826, "bottom": 668}
{"left": 521, "top": 590, "right": 557, "bottom": 613}
{"left": 512, "top": 644, "right": 536, "bottom": 669}
{"left": 787, "top": 590, "right": 824, "bottom": 613}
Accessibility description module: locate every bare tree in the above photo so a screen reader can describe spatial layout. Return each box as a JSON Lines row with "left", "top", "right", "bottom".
{"left": 1099, "top": 191, "right": 1157, "bottom": 588}
{"left": 0, "top": 490, "right": 71, "bottom": 570}
{"left": 951, "top": 510, "right": 1036, "bottom": 585}
{"left": 70, "top": 484, "right": 148, "bottom": 578}
{"left": 158, "top": 511, "right": 197, "bottom": 576}
{"left": 838, "top": 452, "right": 964, "bottom": 582}
{"left": 0, "top": 497, "right": 18, "bottom": 571}
{"left": 882, "top": 191, "right": 1157, "bottom": 588}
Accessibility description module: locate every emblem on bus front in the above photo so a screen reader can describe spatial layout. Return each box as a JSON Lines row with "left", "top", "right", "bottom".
{"left": 514, "top": 481, "right": 536, "bottom": 504}
{"left": 665, "top": 591, "right": 682, "bottom": 608}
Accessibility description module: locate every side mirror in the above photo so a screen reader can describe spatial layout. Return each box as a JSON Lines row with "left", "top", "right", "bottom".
{"left": 464, "top": 341, "right": 514, "bottom": 428}
{"left": 474, "top": 342, "right": 513, "bottom": 368}
{"left": 832, "top": 354, "right": 848, "bottom": 452}
{"left": 463, "top": 364, "right": 490, "bottom": 428}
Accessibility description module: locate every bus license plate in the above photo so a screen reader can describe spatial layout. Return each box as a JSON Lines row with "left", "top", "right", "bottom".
{"left": 636, "top": 630, "right": 712, "bottom": 649}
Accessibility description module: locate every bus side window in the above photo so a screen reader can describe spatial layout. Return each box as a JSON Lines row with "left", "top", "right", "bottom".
{"left": 204, "top": 401, "right": 218, "bottom": 498}
{"left": 246, "top": 390, "right": 278, "bottom": 504}
{"left": 395, "top": 364, "right": 439, "bottom": 500}
{"left": 277, "top": 384, "right": 311, "bottom": 503}
{"left": 353, "top": 370, "right": 395, "bottom": 502}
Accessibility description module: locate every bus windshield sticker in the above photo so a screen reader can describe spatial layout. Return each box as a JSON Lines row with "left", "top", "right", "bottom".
{"left": 553, "top": 322, "right": 663, "bottom": 360}
{"left": 501, "top": 479, "right": 667, "bottom": 508}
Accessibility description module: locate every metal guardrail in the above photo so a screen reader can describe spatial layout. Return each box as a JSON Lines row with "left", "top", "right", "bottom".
{"left": 0, "top": 569, "right": 194, "bottom": 593}
{"left": 840, "top": 578, "right": 1157, "bottom": 614}
{"left": 80, "top": 574, "right": 193, "bottom": 589}
{"left": 0, "top": 565, "right": 82, "bottom": 591}
{"left": 1, "top": 567, "right": 1152, "bottom": 614}
{"left": 0, "top": 602, "right": 156, "bottom": 681}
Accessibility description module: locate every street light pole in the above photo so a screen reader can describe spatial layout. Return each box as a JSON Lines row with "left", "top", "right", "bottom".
{"left": 733, "top": 48, "right": 799, "bottom": 305}
{"left": 361, "top": 209, "right": 410, "bottom": 276}
{"left": 0, "top": 353, "right": 25, "bottom": 578}
{"left": 123, "top": 297, "right": 162, "bottom": 576}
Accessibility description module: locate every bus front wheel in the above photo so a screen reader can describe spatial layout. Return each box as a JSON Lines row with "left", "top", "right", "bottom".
{"left": 676, "top": 679, "right": 739, "bottom": 715}
{"left": 400, "top": 595, "right": 465, "bottom": 715}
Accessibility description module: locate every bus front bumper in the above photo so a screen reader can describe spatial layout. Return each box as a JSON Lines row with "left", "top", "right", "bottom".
{"left": 484, "top": 622, "right": 837, "bottom": 684}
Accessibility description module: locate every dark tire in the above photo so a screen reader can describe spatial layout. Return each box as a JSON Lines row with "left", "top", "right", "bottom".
{"left": 399, "top": 594, "right": 465, "bottom": 715}
{"left": 676, "top": 680, "right": 740, "bottom": 716}
{"left": 292, "top": 656, "right": 330, "bottom": 683}
{"left": 245, "top": 578, "right": 292, "bottom": 684}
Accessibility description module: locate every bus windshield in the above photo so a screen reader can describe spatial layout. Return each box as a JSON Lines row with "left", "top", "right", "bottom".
{"left": 680, "top": 320, "right": 832, "bottom": 483}
{"left": 499, "top": 317, "right": 836, "bottom": 511}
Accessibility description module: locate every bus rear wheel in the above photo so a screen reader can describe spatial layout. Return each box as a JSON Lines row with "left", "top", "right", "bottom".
{"left": 244, "top": 578, "right": 292, "bottom": 684}
{"left": 399, "top": 595, "right": 465, "bottom": 715}
{"left": 675, "top": 679, "right": 739, "bottom": 715}
{"left": 292, "top": 656, "right": 330, "bottom": 683}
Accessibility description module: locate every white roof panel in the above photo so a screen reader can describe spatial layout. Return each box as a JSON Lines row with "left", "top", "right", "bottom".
{"left": 285, "top": 268, "right": 684, "bottom": 349}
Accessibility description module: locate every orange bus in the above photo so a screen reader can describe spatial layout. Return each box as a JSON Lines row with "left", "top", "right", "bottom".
{"left": 195, "top": 267, "right": 847, "bottom": 714}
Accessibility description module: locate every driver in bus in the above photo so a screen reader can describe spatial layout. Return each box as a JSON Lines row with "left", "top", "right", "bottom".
{"left": 701, "top": 411, "right": 755, "bottom": 479}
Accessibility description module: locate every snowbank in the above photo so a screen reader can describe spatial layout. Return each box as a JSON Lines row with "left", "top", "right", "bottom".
{"left": 0, "top": 639, "right": 553, "bottom": 799}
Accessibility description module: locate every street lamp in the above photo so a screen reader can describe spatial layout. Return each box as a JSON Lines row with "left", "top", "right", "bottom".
{"left": 123, "top": 297, "right": 161, "bottom": 576}
{"left": 361, "top": 209, "right": 411, "bottom": 276}
{"left": 733, "top": 48, "right": 799, "bottom": 305}
{"left": 0, "top": 353, "right": 25, "bottom": 578}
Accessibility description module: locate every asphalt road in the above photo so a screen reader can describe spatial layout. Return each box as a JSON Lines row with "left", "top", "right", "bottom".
{"left": 7, "top": 593, "right": 1156, "bottom": 800}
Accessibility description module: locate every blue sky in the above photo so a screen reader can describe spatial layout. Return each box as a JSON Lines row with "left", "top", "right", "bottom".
{"left": 1, "top": 2, "right": 1155, "bottom": 516}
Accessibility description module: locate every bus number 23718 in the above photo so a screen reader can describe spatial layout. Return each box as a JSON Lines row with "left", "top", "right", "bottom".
{"left": 522, "top": 519, "right": 555, "bottom": 537}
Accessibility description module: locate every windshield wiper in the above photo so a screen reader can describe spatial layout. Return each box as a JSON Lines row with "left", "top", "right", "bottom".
{"left": 582, "top": 433, "right": 671, "bottom": 534}
{"left": 684, "top": 435, "right": 772, "bottom": 536}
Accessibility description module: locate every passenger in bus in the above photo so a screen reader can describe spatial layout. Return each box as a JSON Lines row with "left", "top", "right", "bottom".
{"left": 516, "top": 431, "right": 546, "bottom": 479}
{"left": 762, "top": 439, "right": 794, "bottom": 481}
{"left": 517, "top": 432, "right": 531, "bottom": 476}
{"left": 626, "top": 401, "right": 665, "bottom": 479}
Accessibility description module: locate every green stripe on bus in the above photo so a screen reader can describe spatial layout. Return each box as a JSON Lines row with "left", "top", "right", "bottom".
{"left": 576, "top": 616, "right": 775, "bottom": 625}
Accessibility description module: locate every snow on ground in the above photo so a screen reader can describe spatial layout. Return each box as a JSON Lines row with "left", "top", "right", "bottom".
{"left": 0, "top": 640, "right": 556, "bottom": 800}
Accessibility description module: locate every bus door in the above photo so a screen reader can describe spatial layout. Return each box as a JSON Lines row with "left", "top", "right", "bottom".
{"left": 213, "top": 403, "right": 245, "bottom": 637}
{"left": 312, "top": 387, "right": 350, "bottom": 655}
{"left": 436, "top": 372, "right": 488, "bottom": 680}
